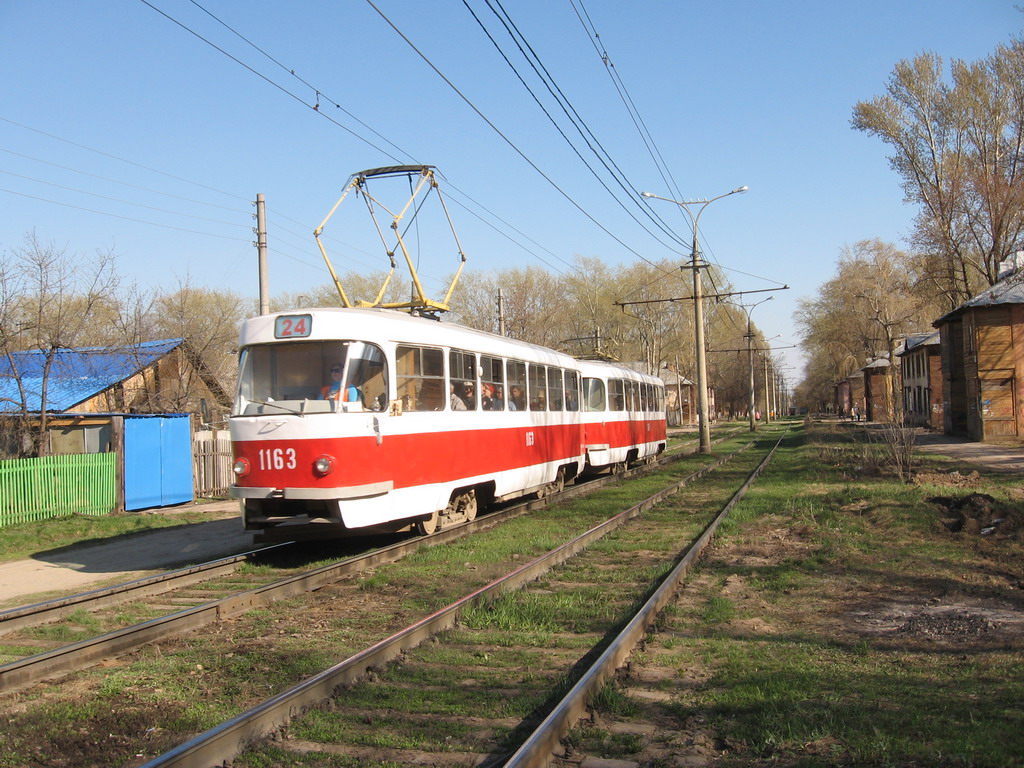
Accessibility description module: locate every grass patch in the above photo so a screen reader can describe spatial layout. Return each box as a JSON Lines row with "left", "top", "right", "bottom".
{"left": 659, "top": 421, "right": 1024, "bottom": 767}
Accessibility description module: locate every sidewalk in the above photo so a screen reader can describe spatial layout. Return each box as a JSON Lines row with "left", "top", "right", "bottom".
{"left": 0, "top": 499, "right": 251, "bottom": 606}
{"left": 913, "top": 430, "right": 1024, "bottom": 474}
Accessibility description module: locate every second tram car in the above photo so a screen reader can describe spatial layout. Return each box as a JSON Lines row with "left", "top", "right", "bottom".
{"left": 229, "top": 308, "right": 666, "bottom": 540}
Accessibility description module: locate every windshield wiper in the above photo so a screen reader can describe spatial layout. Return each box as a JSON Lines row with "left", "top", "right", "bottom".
{"left": 246, "top": 399, "right": 305, "bottom": 416}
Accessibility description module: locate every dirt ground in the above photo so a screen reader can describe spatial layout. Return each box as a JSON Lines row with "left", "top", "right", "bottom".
{"left": 0, "top": 500, "right": 247, "bottom": 606}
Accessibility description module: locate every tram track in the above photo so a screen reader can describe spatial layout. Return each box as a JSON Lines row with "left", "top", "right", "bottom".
{"left": 133, "top": 431, "right": 781, "bottom": 768}
{"left": 0, "top": 431, "right": 725, "bottom": 695}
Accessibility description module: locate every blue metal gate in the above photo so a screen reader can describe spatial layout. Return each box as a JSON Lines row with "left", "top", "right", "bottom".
{"left": 124, "top": 414, "right": 193, "bottom": 511}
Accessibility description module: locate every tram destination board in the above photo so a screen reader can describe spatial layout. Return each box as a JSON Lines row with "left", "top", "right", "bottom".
{"left": 274, "top": 314, "right": 312, "bottom": 338}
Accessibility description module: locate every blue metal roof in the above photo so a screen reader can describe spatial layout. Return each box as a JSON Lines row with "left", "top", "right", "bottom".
{"left": 0, "top": 338, "right": 184, "bottom": 413}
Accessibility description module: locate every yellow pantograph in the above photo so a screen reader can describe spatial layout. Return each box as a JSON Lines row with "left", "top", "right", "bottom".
{"left": 313, "top": 165, "right": 467, "bottom": 314}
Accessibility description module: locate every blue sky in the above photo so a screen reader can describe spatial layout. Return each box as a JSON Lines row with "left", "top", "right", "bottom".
{"left": 1, "top": 1, "right": 1019, "bottom": 380}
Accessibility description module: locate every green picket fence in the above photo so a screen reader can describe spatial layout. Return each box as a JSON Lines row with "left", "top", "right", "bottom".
{"left": 0, "top": 453, "right": 117, "bottom": 528}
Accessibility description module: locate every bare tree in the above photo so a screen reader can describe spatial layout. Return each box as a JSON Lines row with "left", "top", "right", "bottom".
{"left": 852, "top": 39, "right": 1024, "bottom": 307}
{"left": 0, "top": 233, "right": 119, "bottom": 456}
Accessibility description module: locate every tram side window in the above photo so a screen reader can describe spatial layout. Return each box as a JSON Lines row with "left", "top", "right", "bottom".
{"left": 627, "top": 381, "right": 640, "bottom": 411}
{"left": 507, "top": 360, "right": 527, "bottom": 411}
{"left": 449, "top": 349, "right": 478, "bottom": 411}
{"left": 610, "top": 379, "right": 625, "bottom": 411}
{"left": 564, "top": 370, "right": 580, "bottom": 411}
{"left": 481, "top": 355, "right": 505, "bottom": 410}
{"left": 396, "top": 345, "right": 444, "bottom": 411}
{"left": 583, "top": 377, "right": 606, "bottom": 411}
{"left": 547, "top": 368, "right": 564, "bottom": 411}
{"left": 657, "top": 384, "right": 666, "bottom": 412}
{"left": 528, "top": 364, "right": 547, "bottom": 410}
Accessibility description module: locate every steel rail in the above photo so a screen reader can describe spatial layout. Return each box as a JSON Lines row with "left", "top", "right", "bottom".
{"left": 0, "top": 544, "right": 290, "bottom": 635}
{"left": 504, "top": 433, "right": 785, "bottom": 768}
{"left": 138, "top": 441, "right": 753, "bottom": 768}
{"left": 0, "top": 437, "right": 712, "bottom": 694}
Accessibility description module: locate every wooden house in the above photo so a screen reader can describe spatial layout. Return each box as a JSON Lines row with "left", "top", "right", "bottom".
{"left": 934, "top": 269, "right": 1024, "bottom": 441}
{"left": 659, "top": 365, "right": 696, "bottom": 426}
{"left": 897, "top": 331, "right": 942, "bottom": 430}
{"left": 0, "top": 338, "right": 232, "bottom": 456}
{"left": 863, "top": 358, "right": 893, "bottom": 422}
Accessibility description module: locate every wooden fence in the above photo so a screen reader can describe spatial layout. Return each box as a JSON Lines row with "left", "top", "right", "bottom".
{"left": 192, "top": 430, "right": 233, "bottom": 498}
{"left": 0, "top": 453, "right": 117, "bottom": 527}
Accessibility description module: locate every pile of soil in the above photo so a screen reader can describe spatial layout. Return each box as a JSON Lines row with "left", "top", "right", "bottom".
{"left": 930, "top": 492, "right": 1022, "bottom": 538}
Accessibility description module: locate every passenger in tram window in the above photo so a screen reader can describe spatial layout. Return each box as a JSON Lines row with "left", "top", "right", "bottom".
{"left": 481, "top": 383, "right": 494, "bottom": 410}
{"left": 565, "top": 388, "right": 578, "bottom": 412}
{"left": 509, "top": 385, "right": 525, "bottom": 411}
{"left": 461, "top": 381, "right": 477, "bottom": 410}
{"left": 322, "top": 365, "right": 361, "bottom": 404}
{"left": 531, "top": 389, "right": 546, "bottom": 411}
{"left": 450, "top": 383, "right": 467, "bottom": 410}
{"left": 490, "top": 385, "right": 506, "bottom": 410}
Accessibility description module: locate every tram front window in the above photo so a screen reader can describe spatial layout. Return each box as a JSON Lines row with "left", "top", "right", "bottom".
{"left": 235, "top": 341, "right": 388, "bottom": 416}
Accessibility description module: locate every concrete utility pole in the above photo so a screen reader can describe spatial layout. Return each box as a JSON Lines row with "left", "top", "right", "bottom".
{"left": 642, "top": 186, "right": 748, "bottom": 452}
{"left": 497, "top": 288, "right": 506, "bottom": 336}
{"left": 740, "top": 296, "right": 772, "bottom": 431}
{"left": 256, "top": 193, "right": 269, "bottom": 315}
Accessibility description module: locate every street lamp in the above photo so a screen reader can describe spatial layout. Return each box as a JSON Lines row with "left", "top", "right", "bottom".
{"left": 739, "top": 297, "right": 773, "bottom": 431}
{"left": 641, "top": 186, "right": 748, "bottom": 452}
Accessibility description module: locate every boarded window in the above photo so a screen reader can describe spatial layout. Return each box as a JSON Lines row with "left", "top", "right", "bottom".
{"left": 979, "top": 371, "right": 1014, "bottom": 420}
{"left": 976, "top": 309, "right": 1013, "bottom": 370}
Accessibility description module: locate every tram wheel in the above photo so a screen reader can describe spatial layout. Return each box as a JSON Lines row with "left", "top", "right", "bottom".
{"left": 416, "top": 508, "right": 440, "bottom": 536}
{"left": 458, "top": 490, "right": 478, "bottom": 522}
{"left": 551, "top": 467, "right": 565, "bottom": 495}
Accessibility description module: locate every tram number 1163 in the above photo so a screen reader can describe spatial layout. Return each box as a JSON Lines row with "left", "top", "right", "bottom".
{"left": 258, "top": 447, "right": 297, "bottom": 471}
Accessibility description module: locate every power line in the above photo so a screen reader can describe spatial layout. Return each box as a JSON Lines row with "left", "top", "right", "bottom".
{"left": 0, "top": 147, "right": 244, "bottom": 214}
{"left": 184, "top": 0, "right": 417, "bottom": 165}
{"left": 0, "top": 169, "right": 250, "bottom": 230}
{"left": 364, "top": 0, "right": 671, "bottom": 271}
{"left": 136, "top": 0, "right": 407, "bottom": 163}
{"left": 469, "top": 0, "right": 690, "bottom": 256}
{"left": 0, "top": 115, "right": 246, "bottom": 202}
{"left": 0, "top": 187, "right": 250, "bottom": 241}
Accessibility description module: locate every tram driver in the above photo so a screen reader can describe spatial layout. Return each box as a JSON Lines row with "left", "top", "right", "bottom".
{"left": 322, "top": 364, "right": 362, "bottom": 405}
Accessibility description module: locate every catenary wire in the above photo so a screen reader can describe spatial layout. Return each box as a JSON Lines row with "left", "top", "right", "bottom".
{"left": 364, "top": 0, "right": 678, "bottom": 271}
{"left": 471, "top": 0, "right": 690, "bottom": 255}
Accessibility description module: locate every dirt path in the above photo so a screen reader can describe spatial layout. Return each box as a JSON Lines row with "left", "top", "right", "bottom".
{"left": 0, "top": 502, "right": 250, "bottom": 607}
{"left": 914, "top": 430, "right": 1024, "bottom": 473}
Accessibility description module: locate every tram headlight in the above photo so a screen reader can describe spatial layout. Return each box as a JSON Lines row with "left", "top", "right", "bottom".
{"left": 232, "top": 458, "right": 251, "bottom": 477}
{"left": 313, "top": 455, "right": 335, "bottom": 476}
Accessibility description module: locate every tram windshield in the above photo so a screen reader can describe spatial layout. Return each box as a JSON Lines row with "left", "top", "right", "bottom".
{"left": 234, "top": 341, "right": 388, "bottom": 416}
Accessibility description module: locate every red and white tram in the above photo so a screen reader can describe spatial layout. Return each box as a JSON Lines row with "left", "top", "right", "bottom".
{"left": 229, "top": 307, "right": 666, "bottom": 540}
{"left": 578, "top": 359, "right": 667, "bottom": 472}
